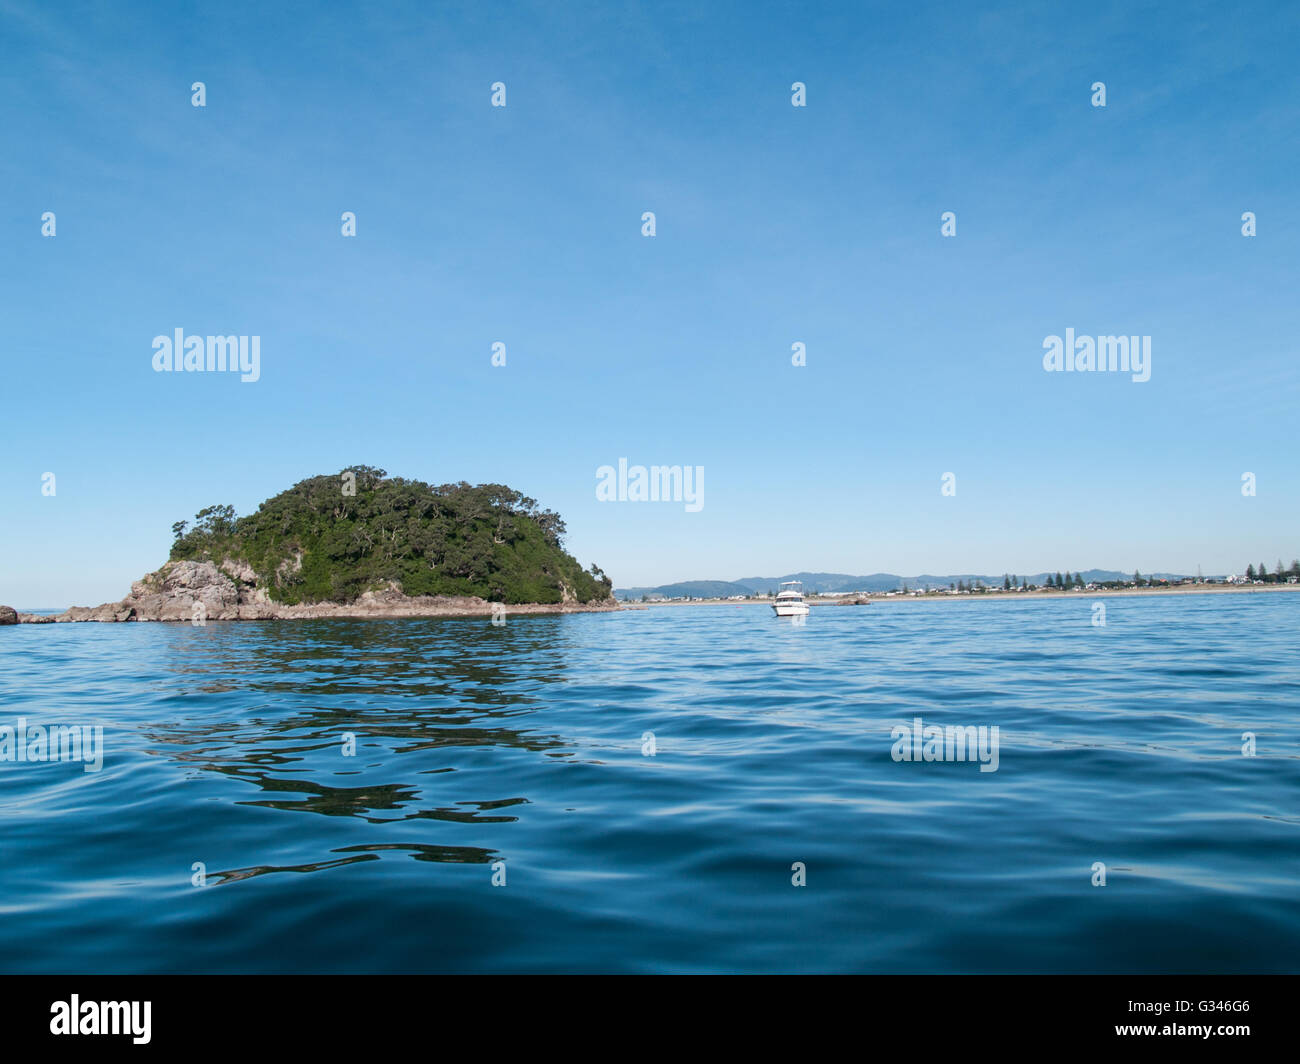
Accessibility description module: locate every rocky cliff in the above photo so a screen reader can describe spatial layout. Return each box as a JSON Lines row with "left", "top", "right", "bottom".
{"left": 8, "top": 559, "right": 618, "bottom": 624}
{"left": 3, "top": 467, "right": 621, "bottom": 624}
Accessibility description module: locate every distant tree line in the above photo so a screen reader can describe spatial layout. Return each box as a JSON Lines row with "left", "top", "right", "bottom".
{"left": 1245, "top": 560, "right": 1300, "bottom": 583}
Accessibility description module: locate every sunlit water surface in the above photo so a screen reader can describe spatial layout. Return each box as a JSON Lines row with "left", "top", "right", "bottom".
{"left": 1, "top": 593, "right": 1297, "bottom": 972}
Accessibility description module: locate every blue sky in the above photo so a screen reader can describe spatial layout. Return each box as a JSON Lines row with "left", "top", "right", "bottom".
{"left": 2, "top": 0, "right": 1298, "bottom": 605}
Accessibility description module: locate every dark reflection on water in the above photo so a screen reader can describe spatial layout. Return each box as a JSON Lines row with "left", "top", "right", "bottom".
{"left": 211, "top": 843, "right": 500, "bottom": 886}
{"left": 129, "top": 619, "right": 568, "bottom": 877}
{"left": 2, "top": 599, "right": 1300, "bottom": 973}
{"left": 211, "top": 854, "right": 383, "bottom": 885}
{"left": 165, "top": 618, "right": 575, "bottom": 703}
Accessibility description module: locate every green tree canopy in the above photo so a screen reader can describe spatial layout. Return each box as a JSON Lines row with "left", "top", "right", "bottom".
{"left": 170, "top": 467, "right": 612, "bottom": 606}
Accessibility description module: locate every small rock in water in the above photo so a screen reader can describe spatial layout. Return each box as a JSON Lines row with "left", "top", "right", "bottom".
{"left": 0, "top": 606, "right": 18, "bottom": 625}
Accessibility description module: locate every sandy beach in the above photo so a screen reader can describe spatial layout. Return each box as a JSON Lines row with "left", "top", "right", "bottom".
{"left": 629, "top": 584, "right": 1300, "bottom": 607}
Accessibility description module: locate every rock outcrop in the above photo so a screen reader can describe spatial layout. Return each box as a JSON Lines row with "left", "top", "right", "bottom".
{"left": 0, "top": 606, "right": 17, "bottom": 625}
{"left": 21, "top": 560, "right": 620, "bottom": 623}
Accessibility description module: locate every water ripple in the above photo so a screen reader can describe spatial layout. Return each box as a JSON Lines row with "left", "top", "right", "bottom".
{"left": 0, "top": 593, "right": 1297, "bottom": 972}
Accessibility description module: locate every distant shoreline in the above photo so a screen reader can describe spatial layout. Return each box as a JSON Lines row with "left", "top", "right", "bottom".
{"left": 629, "top": 584, "right": 1300, "bottom": 607}
{"left": 2, "top": 558, "right": 619, "bottom": 625}
{"left": 11, "top": 582, "right": 1299, "bottom": 623}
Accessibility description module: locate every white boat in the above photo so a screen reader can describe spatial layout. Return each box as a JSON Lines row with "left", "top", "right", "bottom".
{"left": 771, "top": 581, "right": 810, "bottom": 616}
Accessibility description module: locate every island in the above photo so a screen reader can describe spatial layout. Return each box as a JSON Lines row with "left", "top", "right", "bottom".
{"left": 6, "top": 466, "right": 617, "bottom": 623}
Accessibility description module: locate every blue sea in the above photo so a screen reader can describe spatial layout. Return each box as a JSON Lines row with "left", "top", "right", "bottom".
{"left": 1, "top": 592, "right": 1297, "bottom": 973}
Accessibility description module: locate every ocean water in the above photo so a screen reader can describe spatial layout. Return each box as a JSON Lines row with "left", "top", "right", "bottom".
{"left": 1, "top": 592, "right": 1297, "bottom": 973}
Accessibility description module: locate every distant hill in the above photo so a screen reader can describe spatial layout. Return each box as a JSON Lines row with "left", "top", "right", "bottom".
{"left": 615, "top": 569, "right": 1192, "bottom": 599}
{"left": 625, "top": 579, "right": 752, "bottom": 599}
{"left": 170, "top": 466, "right": 613, "bottom": 605}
